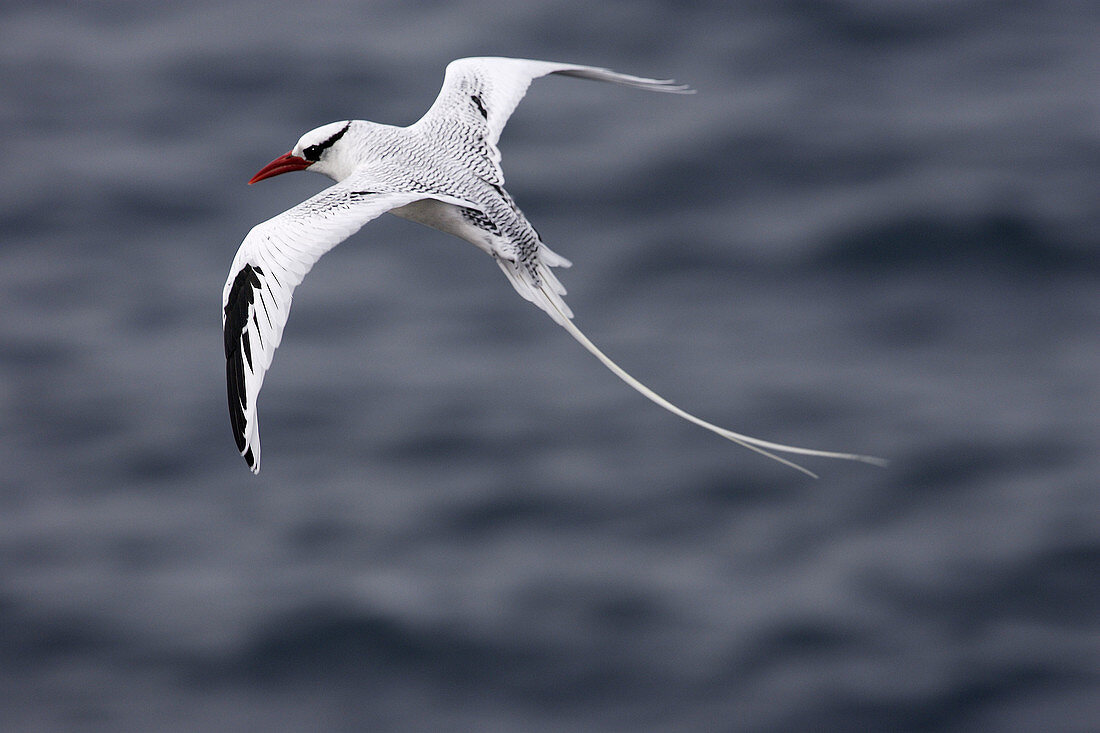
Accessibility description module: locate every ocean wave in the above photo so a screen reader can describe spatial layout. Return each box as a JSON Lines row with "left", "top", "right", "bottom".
{"left": 812, "top": 212, "right": 1099, "bottom": 273}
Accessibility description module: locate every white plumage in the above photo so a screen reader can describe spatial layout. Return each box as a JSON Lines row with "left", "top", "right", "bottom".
{"left": 223, "top": 57, "right": 885, "bottom": 476}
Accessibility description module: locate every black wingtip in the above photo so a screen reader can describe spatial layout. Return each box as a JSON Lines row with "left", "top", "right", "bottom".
{"left": 225, "top": 263, "right": 263, "bottom": 465}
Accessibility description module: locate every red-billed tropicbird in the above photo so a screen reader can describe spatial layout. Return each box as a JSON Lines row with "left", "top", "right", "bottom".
{"left": 223, "top": 56, "right": 885, "bottom": 476}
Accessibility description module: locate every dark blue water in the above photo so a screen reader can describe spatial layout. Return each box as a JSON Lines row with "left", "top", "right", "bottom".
{"left": 2, "top": 1, "right": 1097, "bottom": 730}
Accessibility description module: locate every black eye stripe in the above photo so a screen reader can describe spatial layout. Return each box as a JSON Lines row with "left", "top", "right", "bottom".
{"left": 302, "top": 121, "right": 351, "bottom": 162}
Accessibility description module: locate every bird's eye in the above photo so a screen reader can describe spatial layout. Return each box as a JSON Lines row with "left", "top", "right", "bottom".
{"left": 302, "top": 145, "right": 322, "bottom": 162}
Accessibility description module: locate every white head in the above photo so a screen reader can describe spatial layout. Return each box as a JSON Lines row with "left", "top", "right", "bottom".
{"left": 249, "top": 120, "right": 355, "bottom": 184}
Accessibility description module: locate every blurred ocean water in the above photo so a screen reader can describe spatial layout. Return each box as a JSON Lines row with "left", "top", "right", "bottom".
{"left": 1, "top": 1, "right": 1097, "bottom": 730}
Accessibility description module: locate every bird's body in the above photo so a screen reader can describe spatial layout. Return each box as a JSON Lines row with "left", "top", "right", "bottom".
{"left": 224, "top": 56, "right": 884, "bottom": 476}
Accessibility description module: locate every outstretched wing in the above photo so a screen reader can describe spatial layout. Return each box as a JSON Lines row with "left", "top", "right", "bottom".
{"left": 413, "top": 56, "right": 692, "bottom": 184}
{"left": 223, "top": 183, "right": 451, "bottom": 473}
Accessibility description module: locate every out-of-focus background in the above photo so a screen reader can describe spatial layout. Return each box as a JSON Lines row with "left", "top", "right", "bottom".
{"left": 1, "top": 1, "right": 1097, "bottom": 730}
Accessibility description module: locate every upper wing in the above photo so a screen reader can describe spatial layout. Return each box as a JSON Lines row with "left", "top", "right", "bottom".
{"left": 223, "top": 183, "right": 443, "bottom": 473}
{"left": 413, "top": 57, "right": 692, "bottom": 183}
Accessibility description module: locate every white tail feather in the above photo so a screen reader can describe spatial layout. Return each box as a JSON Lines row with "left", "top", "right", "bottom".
{"left": 537, "top": 284, "right": 888, "bottom": 477}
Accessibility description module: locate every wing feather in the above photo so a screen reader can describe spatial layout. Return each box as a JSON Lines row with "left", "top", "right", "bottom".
{"left": 222, "top": 184, "right": 430, "bottom": 473}
{"left": 414, "top": 57, "right": 692, "bottom": 184}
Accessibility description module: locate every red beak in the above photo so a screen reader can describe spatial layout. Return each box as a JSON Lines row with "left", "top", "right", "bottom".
{"left": 248, "top": 151, "right": 312, "bottom": 184}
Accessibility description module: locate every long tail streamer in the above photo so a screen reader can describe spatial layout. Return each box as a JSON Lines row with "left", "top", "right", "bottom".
{"left": 539, "top": 284, "right": 888, "bottom": 478}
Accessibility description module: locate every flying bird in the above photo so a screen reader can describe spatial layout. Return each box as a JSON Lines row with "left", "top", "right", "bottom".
{"left": 223, "top": 56, "right": 885, "bottom": 476}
